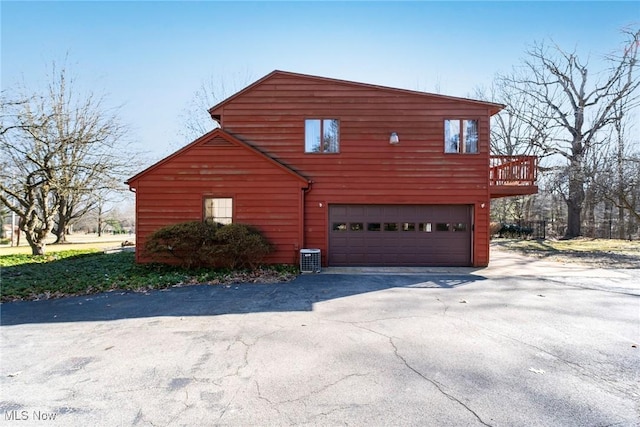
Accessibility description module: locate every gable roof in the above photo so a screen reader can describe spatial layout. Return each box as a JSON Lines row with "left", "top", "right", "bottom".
{"left": 208, "top": 70, "right": 505, "bottom": 121}
{"left": 125, "top": 128, "right": 310, "bottom": 188}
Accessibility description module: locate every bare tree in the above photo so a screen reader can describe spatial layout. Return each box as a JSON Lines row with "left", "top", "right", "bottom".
{"left": 177, "top": 69, "right": 254, "bottom": 144}
{"left": 474, "top": 83, "right": 548, "bottom": 158}
{"left": 0, "top": 62, "right": 130, "bottom": 254}
{"left": 610, "top": 84, "right": 640, "bottom": 232}
{"left": 593, "top": 105, "right": 640, "bottom": 230}
{"left": 498, "top": 28, "right": 640, "bottom": 238}
{"left": 1, "top": 90, "right": 58, "bottom": 254}
{"left": 49, "top": 68, "right": 131, "bottom": 243}
{"left": 474, "top": 83, "right": 547, "bottom": 228}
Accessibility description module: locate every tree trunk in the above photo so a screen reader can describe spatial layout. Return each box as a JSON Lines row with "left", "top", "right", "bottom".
{"left": 616, "top": 118, "right": 626, "bottom": 240}
{"left": 21, "top": 203, "right": 54, "bottom": 255}
{"left": 603, "top": 200, "right": 613, "bottom": 239}
{"left": 565, "top": 158, "right": 585, "bottom": 238}
{"left": 53, "top": 198, "right": 68, "bottom": 244}
{"left": 54, "top": 227, "right": 67, "bottom": 244}
{"left": 16, "top": 217, "right": 23, "bottom": 246}
{"left": 585, "top": 202, "right": 595, "bottom": 237}
{"left": 618, "top": 203, "right": 626, "bottom": 239}
{"left": 566, "top": 195, "right": 583, "bottom": 238}
{"left": 97, "top": 206, "right": 103, "bottom": 237}
{"left": 24, "top": 231, "right": 45, "bottom": 255}
{"left": 630, "top": 191, "right": 638, "bottom": 240}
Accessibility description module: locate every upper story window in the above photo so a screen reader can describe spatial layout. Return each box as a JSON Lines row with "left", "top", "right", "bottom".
{"left": 444, "top": 119, "right": 478, "bottom": 154}
{"left": 204, "top": 197, "right": 233, "bottom": 224}
{"left": 305, "top": 119, "right": 340, "bottom": 153}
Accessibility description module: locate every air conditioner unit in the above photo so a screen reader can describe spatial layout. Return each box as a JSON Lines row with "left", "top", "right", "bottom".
{"left": 300, "top": 249, "right": 321, "bottom": 273}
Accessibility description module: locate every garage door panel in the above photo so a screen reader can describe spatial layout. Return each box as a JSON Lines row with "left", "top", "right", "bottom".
{"left": 329, "top": 204, "right": 471, "bottom": 266}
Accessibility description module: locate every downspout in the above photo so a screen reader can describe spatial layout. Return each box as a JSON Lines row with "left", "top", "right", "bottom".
{"left": 301, "top": 180, "right": 313, "bottom": 250}
{"left": 126, "top": 183, "right": 137, "bottom": 261}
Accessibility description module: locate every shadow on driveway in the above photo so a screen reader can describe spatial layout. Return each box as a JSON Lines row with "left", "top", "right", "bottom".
{"left": 1, "top": 273, "right": 486, "bottom": 325}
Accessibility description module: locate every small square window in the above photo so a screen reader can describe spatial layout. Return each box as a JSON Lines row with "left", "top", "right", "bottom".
{"left": 305, "top": 119, "right": 339, "bottom": 153}
{"left": 350, "top": 223, "right": 364, "bottom": 231}
{"left": 204, "top": 198, "right": 233, "bottom": 224}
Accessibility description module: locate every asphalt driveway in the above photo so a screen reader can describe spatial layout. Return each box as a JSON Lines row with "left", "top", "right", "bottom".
{"left": 1, "top": 250, "right": 638, "bottom": 426}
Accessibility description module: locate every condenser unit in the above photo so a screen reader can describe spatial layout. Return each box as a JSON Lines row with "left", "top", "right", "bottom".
{"left": 300, "top": 249, "right": 321, "bottom": 273}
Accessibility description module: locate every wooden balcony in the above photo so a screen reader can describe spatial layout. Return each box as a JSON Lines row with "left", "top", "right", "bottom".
{"left": 490, "top": 155, "right": 538, "bottom": 198}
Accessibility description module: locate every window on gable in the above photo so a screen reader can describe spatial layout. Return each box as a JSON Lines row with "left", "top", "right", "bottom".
{"left": 204, "top": 197, "right": 233, "bottom": 224}
{"left": 444, "top": 119, "right": 478, "bottom": 153}
{"left": 305, "top": 119, "right": 340, "bottom": 153}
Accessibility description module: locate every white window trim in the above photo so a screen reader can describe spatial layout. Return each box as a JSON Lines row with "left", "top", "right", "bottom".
{"left": 204, "top": 197, "right": 233, "bottom": 224}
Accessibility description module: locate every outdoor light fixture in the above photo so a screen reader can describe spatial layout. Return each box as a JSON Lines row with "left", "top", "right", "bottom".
{"left": 389, "top": 132, "right": 399, "bottom": 144}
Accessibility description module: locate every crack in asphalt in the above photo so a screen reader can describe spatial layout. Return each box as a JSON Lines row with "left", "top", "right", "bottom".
{"left": 212, "top": 337, "right": 251, "bottom": 386}
{"left": 467, "top": 321, "right": 635, "bottom": 397}
{"left": 237, "top": 338, "right": 250, "bottom": 374}
{"left": 255, "top": 373, "right": 369, "bottom": 406}
{"left": 306, "top": 403, "right": 365, "bottom": 422}
{"left": 215, "top": 328, "right": 288, "bottom": 422}
{"left": 541, "top": 277, "right": 640, "bottom": 297}
{"left": 209, "top": 328, "right": 286, "bottom": 389}
{"left": 255, "top": 380, "right": 287, "bottom": 420}
{"left": 350, "top": 323, "right": 492, "bottom": 427}
{"left": 113, "top": 385, "right": 161, "bottom": 394}
{"left": 435, "top": 297, "right": 450, "bottom": 315}
{"left": 162, "top": 389, "right": 193, "bottom": 427}
{"left": 216, "top": 386, "right": 240, "bottom": 423}
{"left": 132, "top": 409, "right": 159, "bottom": 427}
{"left": 328, "top": 315, "right": 434, "bottom": 326}
{"left": 387, "top": 337, "right": 493, "bottom": 427}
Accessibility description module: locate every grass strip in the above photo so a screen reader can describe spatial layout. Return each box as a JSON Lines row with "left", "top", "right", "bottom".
{"left": 1, "top": 250, "right": 297, "bottom": 302}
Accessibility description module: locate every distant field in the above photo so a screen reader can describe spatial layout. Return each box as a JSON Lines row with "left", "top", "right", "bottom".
{"left": 0, "top": 233, "right": 135, "bottom": 255}
{"left": 492, "top": 238, "right": 640, "bottom": 268}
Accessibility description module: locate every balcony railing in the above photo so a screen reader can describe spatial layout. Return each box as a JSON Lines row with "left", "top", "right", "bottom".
{"left": 490, "top": 155, "right": 538, "bottom": 197}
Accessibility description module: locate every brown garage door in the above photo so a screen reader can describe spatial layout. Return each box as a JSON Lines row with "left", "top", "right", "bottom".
{"left": 329, "top": 204, "right": 472, "bottom": 266}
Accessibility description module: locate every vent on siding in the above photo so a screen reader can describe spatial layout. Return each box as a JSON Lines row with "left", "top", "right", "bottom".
{"left": 204, "top": 136, "right": 233, "bottom": 147}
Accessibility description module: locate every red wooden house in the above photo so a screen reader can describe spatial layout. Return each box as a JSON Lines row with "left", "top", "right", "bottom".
{"left": 126, "top": 70, "right": 537, "bottom": 267}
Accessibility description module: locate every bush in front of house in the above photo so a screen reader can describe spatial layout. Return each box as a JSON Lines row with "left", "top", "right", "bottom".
{"left": 144, "top": 221, "right": 272, "bottom": 269}
{"left": 145, "top": 221, "right": 221, "bottom": 268}
{"left": 213, "top": 223, "right": 273, "bottom": 269}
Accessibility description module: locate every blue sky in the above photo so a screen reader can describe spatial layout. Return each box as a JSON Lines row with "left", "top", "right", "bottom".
{"left": 2, "top": 1, "right": 638, "bottom": 164}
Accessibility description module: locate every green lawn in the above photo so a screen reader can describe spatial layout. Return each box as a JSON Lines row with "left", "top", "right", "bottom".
{"left": 0, "top": 250, "right": 297, "bottom": 302}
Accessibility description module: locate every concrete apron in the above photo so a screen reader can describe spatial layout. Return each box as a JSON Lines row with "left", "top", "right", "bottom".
{"left": 322, "top": 248, "right": 631, "bottom": 279}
